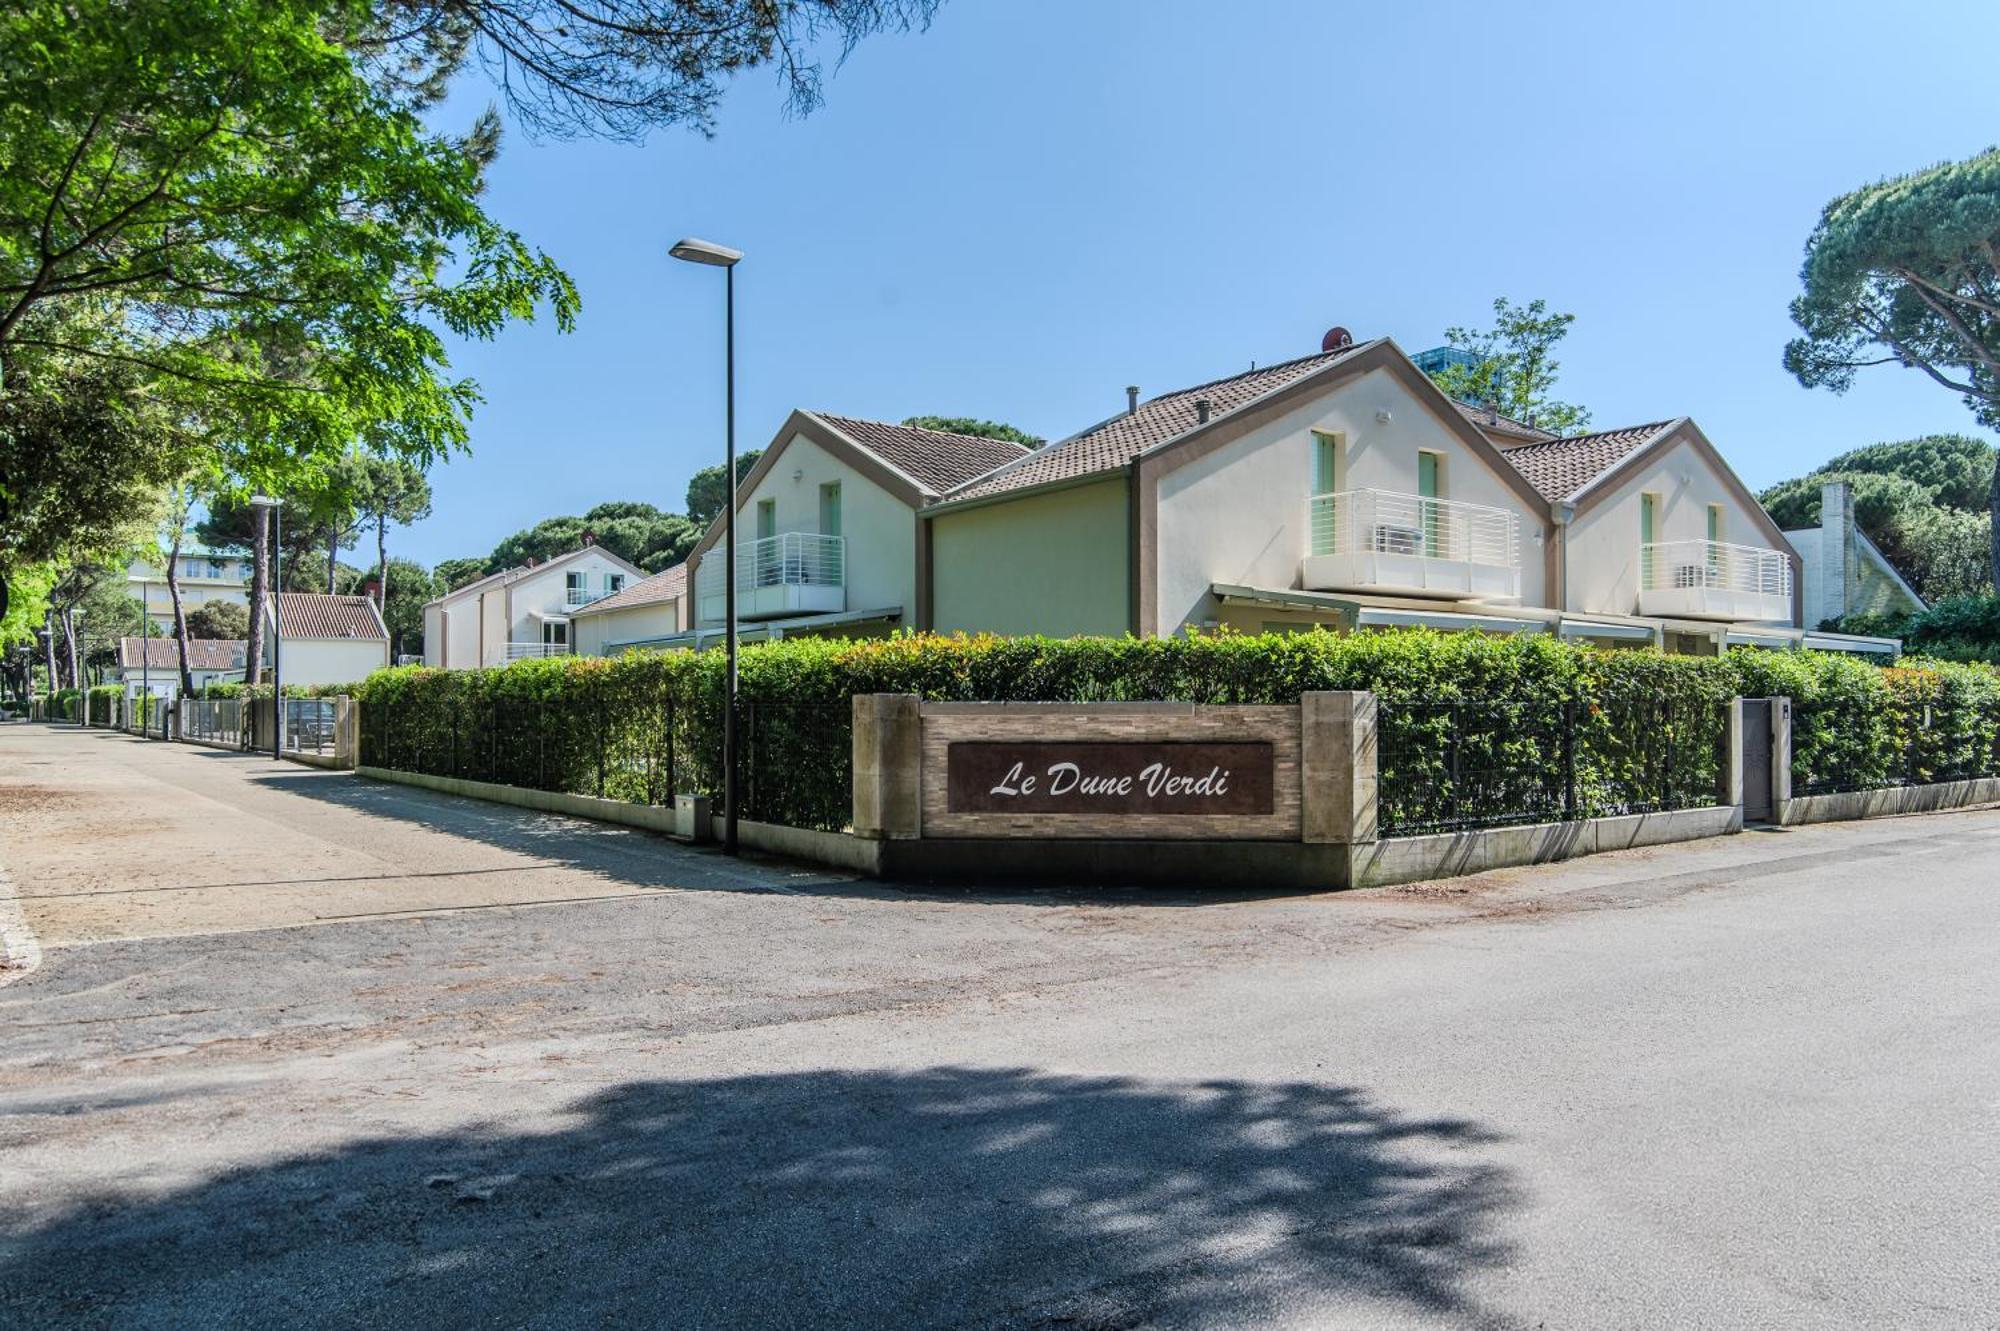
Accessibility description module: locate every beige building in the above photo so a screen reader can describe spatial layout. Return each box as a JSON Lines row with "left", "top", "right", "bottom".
{"left": 422, "top": 544, "right": 646, "bottom": 668}
{"left": 126, "top": 544, "right": 252, "bottom": 627}
{"left": 263, "top": 593, "right": 391, "bottom": 687}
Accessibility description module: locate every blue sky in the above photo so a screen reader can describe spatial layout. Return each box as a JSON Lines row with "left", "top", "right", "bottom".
{"left": 400, "top": 0, "right": 2000, "bottom": 567}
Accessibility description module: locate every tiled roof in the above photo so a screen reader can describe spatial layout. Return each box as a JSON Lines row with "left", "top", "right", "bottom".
{"left": 943, "top": 341, "right": 1380, "bottom": 504}
{"left": 812, "top": 414, "right": 1032, "bottom": 495}
{"left": 1453, "top": 399, "right": 1557, "bottom": 443}
{"left": 118, "top": 638, "right": 247, "bottom": 671}
{"left": 1498, "top": 421, "right": 1677, "bottom": 502}
{"left": 275, "top": 593, "right": 386, "bottom": 640}
{"left": 569, "top": 563, "right": 685, "bottom": 616}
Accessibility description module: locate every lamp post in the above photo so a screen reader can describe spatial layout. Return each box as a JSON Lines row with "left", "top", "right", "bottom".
{"left": 669, "top": 236, "right": 745, "bottom": 856}
{"left": 140, "top": 581, "right": 151, "bottom": 738}
{"left": 248, "top": 494, "right": 283, "bottom": 759}
{"left": 71, "top": 609, "right": 87, "bottom": 727}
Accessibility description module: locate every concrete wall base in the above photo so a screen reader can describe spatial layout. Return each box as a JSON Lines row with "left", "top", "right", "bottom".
{"left": 1350, "top": 806, "right": 1742, "bottom": 889}
{"left": 1778, "top": 778, "right": 2000, "bottom": 826}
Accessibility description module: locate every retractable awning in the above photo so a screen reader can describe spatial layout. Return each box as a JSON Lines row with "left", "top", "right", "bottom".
{"left": 1802, "top": 632, "right": 1902, "bottom": 657}
{"left": 1557, "top": 619, "right": 1658, "bottom": 643}
{"left": 607, "top": 606, "right": 903, "bottom": 654}
{"left": 1723, "top": 628, "right": 1800, "bottom": 650}
{"left": 1354, "top": 606, "right": 1546, "bottom": 635}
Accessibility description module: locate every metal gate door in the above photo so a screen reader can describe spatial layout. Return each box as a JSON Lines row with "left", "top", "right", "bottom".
{"left": 1742, "top": 700, "right": 1773, "bottom": 822}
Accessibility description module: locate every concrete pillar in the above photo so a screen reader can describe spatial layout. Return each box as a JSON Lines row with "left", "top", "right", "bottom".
{"left": 1724, "top": 697, "right": 1746, "bottom": 810}
{"left": 852, "top": 693, "right": 922, "bottom": 840}
{"left": 1302, "top": 690, "right": 1377, "bottom": 844}
{"left": 1770, "top": 696, "right": 1793, "bottom": 820}
{"left": 334, "top": 696, "right": 360, "bottom": 769}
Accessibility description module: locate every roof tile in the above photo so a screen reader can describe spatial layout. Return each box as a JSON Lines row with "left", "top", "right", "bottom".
{"left": 118, "top": 638, "right": 247, "bottom": 671}
{"left": 812, "top": 414, "right": 1031, "bottom": 495}
{"left": 275, "top": 593, "right": 386, "bottom": 640}
{"left": 1498, "top": 422, "right": 1676, "bottom": 502}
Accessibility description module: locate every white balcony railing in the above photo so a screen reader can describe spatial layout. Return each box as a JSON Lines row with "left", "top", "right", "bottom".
{"left": 1639, "top": 540, "right": 1794, "bottom": 623}
{"left": 1303, "top": 489, "right": 1521, "bottom": 601}
{"left": 504, "top": 641, "right": 567, "bottom": 660}
{"left": 697, "top": 531, "right": 846, "bottom": 623}
{"left": 565, "top": 584, "right": 623, "bottom": 607}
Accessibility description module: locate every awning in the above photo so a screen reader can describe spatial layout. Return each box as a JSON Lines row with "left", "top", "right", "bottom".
{"left": 1558, "top": 618, "right": 1658, "bottom": 643}
{"left": 607, "top": 606, "right": 903, "bottom": 654}
{"left": 1724, "top": 629, "right": 1800, "bottom": 650}
{"left": 1355, "top": 606, "right": 1545, "bottom": 635}
{"left": 1802, "top": 632, "right": 1902, "bottom": 657}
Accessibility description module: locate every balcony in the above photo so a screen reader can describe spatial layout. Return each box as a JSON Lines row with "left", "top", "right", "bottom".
{"left": 1303, "top": 489, "right": 1521, "bottom": 601}
{"left": 1638, "top": 540, "right": 1794, "bottom": 623}
{"left": 697, "top": 531, "right": 846, "bottom": 624}
{"left": 565, "top": 586, "right": 612, "bottom": 607}
{"left": 504, "top": 641, "right": 568, "bottom": 661}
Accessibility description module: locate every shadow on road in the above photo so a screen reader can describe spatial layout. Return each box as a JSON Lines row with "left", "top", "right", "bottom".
{"left": 0, "top": 1067, "right": 1517, "bottom": 1329}
{"left": 235, "top": 759, "right": 1291, "bottom": 909}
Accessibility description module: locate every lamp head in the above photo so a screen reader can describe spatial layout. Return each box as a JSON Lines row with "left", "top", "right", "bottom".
{"left": 669, "top": 237, "right": 743, "bottom": 268}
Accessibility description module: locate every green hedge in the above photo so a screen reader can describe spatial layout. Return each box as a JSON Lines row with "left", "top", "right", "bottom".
{"left": 202, "top": 681, "right": 356, "bottom": 700}
{"left": 349, "top": 632, "right": 2000, "bottom": 834}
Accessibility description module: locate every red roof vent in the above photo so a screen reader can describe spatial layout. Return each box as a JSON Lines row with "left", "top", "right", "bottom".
{"left": 1321, "top": 327, "right": 1354, "bottom": 353}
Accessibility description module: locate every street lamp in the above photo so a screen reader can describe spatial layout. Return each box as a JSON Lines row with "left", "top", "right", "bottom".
{"left": 71, "top": 608, "right": 86, "bottom": 727}
{"left": 669, "top": 236, "right": 744, "bottom": 856}
{"left": 248, "top": 494, "right": 283, "bottom": 759}
{"left": 139, "top": 580, "right": 151, "bottom": 738}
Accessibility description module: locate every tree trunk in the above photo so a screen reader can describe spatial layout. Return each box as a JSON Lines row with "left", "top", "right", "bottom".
{"left": 60, "top": 607, "right": 79, "bottom": 692}
{"left": 328, "top": 529, "right": 338, "bottom": 594}
{"left": 165, "top": 531, "right": 196, "bottom": 699}
{"left": 1990, "top": 459, "right": 1999, "bottom": 595}
{"left": 42, "top": 610, "right": 58, "bottom": 699}
{"left": 244, "top": 507, "right": 268, "bottom": 685}
{"left": 377, "top": 513, "right": 388, "bottom": 609}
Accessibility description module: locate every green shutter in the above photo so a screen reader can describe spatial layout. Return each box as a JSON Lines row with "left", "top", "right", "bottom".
{"left": 1706, "top": 506, "right": 1720, "bottom": 543}
{"left": 1640, "top": 494, "right": 1657, "bottom": 545}
{"left": 1312, "top": 433, "right": 1338, "bottom": 495}
{"left": 1417, "top": 452, "right": 1439, "bottom": 499}
{"left": 756, "top": 499, "right": 776, "bottom": 541}
{"left": 819, "top": 482, "right": 842, "bottom": 536}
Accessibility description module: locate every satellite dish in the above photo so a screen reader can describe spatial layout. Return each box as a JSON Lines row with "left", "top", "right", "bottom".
{"left": 1321, "top": 327, "right": 1354, "bottom": 352}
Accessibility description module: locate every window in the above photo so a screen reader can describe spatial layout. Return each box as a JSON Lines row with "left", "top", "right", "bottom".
{"left": 542, "top": 619, "right": 568, "bottom": 647}
{"left": 1417, "top": 451, "right": 1445, "bottom": 555}
{"left": 1640, "top": 493, "right": 1660, "bottom": 586}
{"left": 756, "top": 498, "right": 776, "bottom": 541}
{"left": 1706, "top": 504, "right": 1723, "bottom": 543}
{"left": 1310, "top": 432, "right": 1344, "bottom": 555}
{"left": 818, "top": 482, "right": 842, "bottom": 537}
{"left": 606, "top": 573, "right": 625, "bottom": 594}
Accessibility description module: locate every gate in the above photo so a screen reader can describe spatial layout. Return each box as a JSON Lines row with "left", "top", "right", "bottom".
{"left": 1741, "top": 699, "right": 1774, "bottom": 822}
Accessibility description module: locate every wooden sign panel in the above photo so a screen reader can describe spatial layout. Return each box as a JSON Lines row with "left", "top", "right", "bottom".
{"left": 946, "top": 741, "right": 1275, "bottom": 816}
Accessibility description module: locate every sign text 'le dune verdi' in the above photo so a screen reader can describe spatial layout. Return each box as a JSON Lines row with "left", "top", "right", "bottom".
{"left": 946, "top": 741, "right": 1275, "bottom": 816}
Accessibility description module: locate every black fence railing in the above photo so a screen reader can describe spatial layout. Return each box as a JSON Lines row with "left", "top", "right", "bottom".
{"left": 184, "top": 699, "right": 245, "bottom": 748}
{"left": 1794, "top": 697, "right": 2000, "bottom": 796}
{"left": 360, "top": 694, "right": 854, "bottom": 832}
{"left": 1377, "top": 694, "right": 1730, "bottom": 837}
{"left": 284, "top": 699, "right": 338, "bottom": 755}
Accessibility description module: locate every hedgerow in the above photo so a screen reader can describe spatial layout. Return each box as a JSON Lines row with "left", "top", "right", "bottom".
{"left": 348, "top": 631, "right": 2000, "bottom": 833}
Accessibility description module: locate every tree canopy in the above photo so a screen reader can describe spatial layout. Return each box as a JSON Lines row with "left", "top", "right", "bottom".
{"left": 1422, "top": 297, "right": 1592, "bottom": 436}
{"left": 485, "top": 502, "right": 698, "bottom": 575}
{"left": 901, "top": 416, "right": 1042, "bottom": 447}
{"left": 185, "top": 599, "right": 251, "bottom": 641}
{"left": 684, "top": 451, "right": 763, "bottom": 527}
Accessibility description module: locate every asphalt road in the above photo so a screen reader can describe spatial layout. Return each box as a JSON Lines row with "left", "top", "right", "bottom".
{"left": 2, "top": 723, "right": 1997, "bottom": 1329}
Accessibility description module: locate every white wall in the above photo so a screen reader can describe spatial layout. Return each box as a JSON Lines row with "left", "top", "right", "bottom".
{"left": 504, "top": 551, "right": 638, "bottom": 644}
{"left": 1563, "top": 431, "right": 1788, "bottom": 619}
{"left": 574, "top": 600, "right": 681, "bottom": 655}
{"left": 1153, "top": 367, "right": 1548, "bottom": 634}
{"left": 281, "top": 638, "right": 388, "bottom": 688}
{"left": 702, "top": 431, "right": 916, "bottom": 624}
{"left": 422, "top": 604, "right": 444, "bottom": 667}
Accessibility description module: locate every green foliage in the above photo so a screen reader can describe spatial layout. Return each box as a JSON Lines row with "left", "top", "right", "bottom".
{"left": 900, "top": 416, "right": 1042, "bottom": 447}
{"left": 433, "top": 557, "right": 490, "bottom": 592}
{"left": 684, "top": 452, "right": 763, "bottom": 528}
{"left": 377, "top": 557, "right": 439, "bottom": 657}
{"left": 352, "top": 631, "right": 2000, "bottom": 835}
{"left": 185, "top": 600, "right": 252, "bottom": 641}
{"left": 1424, "top": 297, "right": 1592, "bottom": 435}
{"left": 482, "top": 505, "right": 695, "bottom": 576}
{"left": 1833, "top": 595, "right": 2000, "bottom": 665}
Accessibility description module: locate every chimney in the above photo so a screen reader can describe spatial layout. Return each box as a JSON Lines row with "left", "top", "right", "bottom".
{"left": 1126, "top": 385, "right": 1139, "bottom": 415}
{"left": 580, "top": 529, "right": 597, "bottom": 547}
{"left": 1194, "top": 397, "right": 1212, "bottom": 425}
{"left": 1821, "top": 479, "right": 1855, "bottom": 624}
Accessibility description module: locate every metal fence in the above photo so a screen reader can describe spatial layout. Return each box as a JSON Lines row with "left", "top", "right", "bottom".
{"left": 284, "top": 698, "right": 338, "bottom": 755}
{"left": 1794, "top": 696, "right": 2000, "bottom": 796}
{"left": 1377, "top": 694, "right": 1731, "bottom": 837}
{"left": 184, "top": 699, "right": 246, "bottom": 748}
{"left": 360, "top": 694, "right": 854, "bottom": 830}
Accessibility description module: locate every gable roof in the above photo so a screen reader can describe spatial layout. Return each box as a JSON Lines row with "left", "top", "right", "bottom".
{"left": 272, "top": 593, "right": 388, "bottom": 640}
{"left": 944, "top": 342, "right": 1383, "bottom": 504}
{"left": 810, "top": 414, "right": 1031, "bottom": 496}
{"left": 118, "top": 638, "right": 247, "bottom": 671}
{"left": 568, "top": 563, "right": 686, "bottom": 617}
{"left": 1497, "top": 421, "right": 1678, "bottom": 502}
{"left": 1454, "top": 399, "right": 1558, "bottom": 444}
{"left": 423, "top": 543, "right": 646, "bottom": 608}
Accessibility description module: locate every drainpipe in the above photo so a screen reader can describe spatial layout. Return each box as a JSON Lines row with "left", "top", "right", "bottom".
{"left": 1550, "top": 502, "right": 1574, "bottom": 613}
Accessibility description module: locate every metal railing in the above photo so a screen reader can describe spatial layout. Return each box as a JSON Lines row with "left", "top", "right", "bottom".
{"left": 184, "top": 699, "right": 246, "bottom": 748}
{"left": 695, "top": 531, "right": 846, "bottom": 597}
{"left": 284, "top": 698, "right": 337, "bottom": 755}
{"left": 1640, "top": 539, "right": 1793, "bottom": 597}
{"left": 505, "top": 641, "right": 568, "bottom": 661}
{"left": 566, "top": 585, "right": 617, "bottom": 607}
{"left": 360, "top": 694, "right": 854, "bottom": 831}
{"left": 1376, "top": 693, "right": 1730, "bottom": 836}
{"left": 1308, "top": 489, "right": 1520, "bottom": 567}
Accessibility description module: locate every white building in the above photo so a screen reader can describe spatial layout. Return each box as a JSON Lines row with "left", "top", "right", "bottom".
{"left": 126, "top": 544, "right": 251, "bottom": 626}
{"left": 1784, "top": 480, "right": 1926, "bottom": 629}
{"left": 265, "top": 593, "right": 391, "bottom": 686}
{"left": 421, "top": 544, "right": 647, "bottom": 668}
{"left": 112, "top": 638, "right": 248, "bottom": 706}
{"left": 569, "top": 564, "right": 687, "bottom": 656}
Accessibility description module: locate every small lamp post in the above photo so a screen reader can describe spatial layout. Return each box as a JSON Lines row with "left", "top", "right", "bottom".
{"left": 669, "top": 236, "right": 744, "bottom": 856}
{"left": 248, "top": 494, "right": 284, "bottom": 758}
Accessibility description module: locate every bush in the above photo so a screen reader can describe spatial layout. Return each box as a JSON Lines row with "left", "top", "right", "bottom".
{"left": 349, "top": 631, "right": 2000, "bottom": 833}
